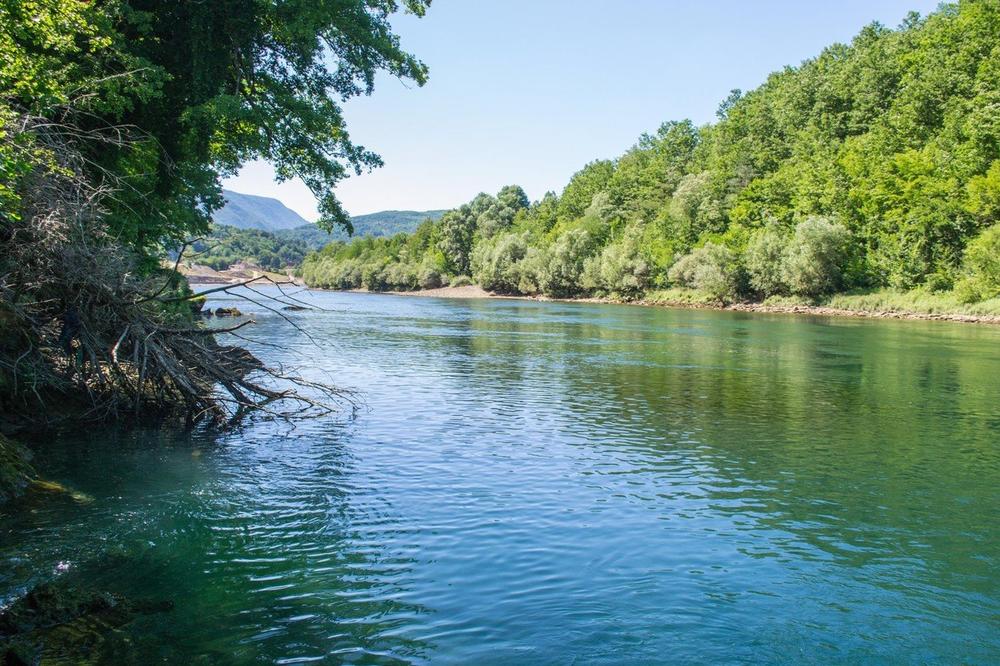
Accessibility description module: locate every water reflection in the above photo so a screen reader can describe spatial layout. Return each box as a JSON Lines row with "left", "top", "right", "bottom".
{"left": 3, "top": 289, "right": 999, "bottom": 663}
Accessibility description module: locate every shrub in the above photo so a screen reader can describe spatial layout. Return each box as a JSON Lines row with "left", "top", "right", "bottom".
{"left": 449, "top": 274, "right": 473, "bottom": 287}
{"left": 745, "top": 227, "right": 787, "bottom": 297}
{"left": 582, "top": 227, "right": 651, "bottom": 298}
{"left": 781, "top": 217, "right": 850, "bottom": 297}
{"left": 536, "top": 228, "right": 599, "bottom": 297}
{"left": 418, "top": 263, "right": 443, "bottom": 289}
{"left": 384, "top": 263, "right": 418, "bottom": 291}
{"left": 361, "top": 261, "right": 390, "bottom": 291}
{"left": 514, "top": 248, "right": 545, "bottom": 295}
{"left": 667, "top": 242, "right": 741, "bottom": 302}
{"left": 956, "top": 223, "right": 1000, "bottom": 302}
{"left": 471, "top": 232, "right": 529, "bottom": 293}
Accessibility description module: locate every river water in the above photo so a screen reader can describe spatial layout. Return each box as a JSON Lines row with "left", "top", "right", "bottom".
{"left": 2, "top": 288, "right": 999, "bottom": 664}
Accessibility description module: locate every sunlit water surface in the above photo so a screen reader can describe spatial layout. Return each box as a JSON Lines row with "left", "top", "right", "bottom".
{"left": 3, "top": 289, "right": 999, "bottom": 664}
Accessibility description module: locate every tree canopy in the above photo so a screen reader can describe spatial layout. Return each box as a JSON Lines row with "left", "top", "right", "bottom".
{"left": 1, "top": 0, "right": 430, "bottom": 252}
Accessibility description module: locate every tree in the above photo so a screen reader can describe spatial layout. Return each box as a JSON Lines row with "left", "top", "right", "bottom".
{"left": 781, "top": 217, "right": 851, "bottom": 297}
{"left": 0, "top": 0, "right": 433, "bottom": 422}
{"left": 558, "top": 160, "right": 614, "bottom": 221}
{"left": 667, "top": 243, "right": 742, "bottom": 303}
{"left": 2, "top": 0, "right": 432, "bottom": 253}
{"left": 476, "top": 185, "right": 529, "bottom": 238}
{"left": 437, "top": 207, "right": 477, "bottom": 274}
{"left": 745, "top": 227, "right": 788, "bottom": 297}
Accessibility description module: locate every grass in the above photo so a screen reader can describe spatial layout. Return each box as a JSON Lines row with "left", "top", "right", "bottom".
{"left": 772, "top": 289, "right": 1000, "bottom": 317}
{"left": 642, "top": 287, "right": 721, "bottom": 307}
{"left": 642, "top": 287, "right": 1000, "bottom": 318}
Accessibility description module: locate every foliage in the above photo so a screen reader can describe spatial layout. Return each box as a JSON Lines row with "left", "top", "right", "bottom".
{"left": 781, "top": 217, "right": 851, "bottom": 297}
{"left": 745, "top": 227, "right": 788, "bottom": 297}
{"left": 274, "top": 210, "right": 447, "bottom": 250}
{"left": 667, "top": 243, "right": 742, "bottom": 303}
{"left": 1, "top": 0, "right": 431, "bottom": 256}
{"left": 0, "top": 0, "right": 427, "bottom": 422}
{"left": 188, "top": 225, "right": 307, "bottom": 271}
{"left": 534, "top": 228, "right": 601, "bottom": 298}
{"left": 955, "top": 223, "right": 1000, "bottom": 302}
{"left": 471, "top": 232, "right": 529, "bottom": 294}
{"left": 302, "top": 2, "right": 1000, "bottom": 308}
{"left": 582, "top": 226, "right": 652, "bottom": 298}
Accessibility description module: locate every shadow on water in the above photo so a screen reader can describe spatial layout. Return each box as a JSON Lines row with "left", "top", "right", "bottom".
{"left": 2, "top": 421, "right": 432, "bottom": 664}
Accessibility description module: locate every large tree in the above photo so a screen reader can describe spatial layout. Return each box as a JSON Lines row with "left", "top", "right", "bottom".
{"left": 1, "top": 0, "right": 431, "bottom": 252}
{"left": 0, "top": 0, "right": 432, "bottom": 421}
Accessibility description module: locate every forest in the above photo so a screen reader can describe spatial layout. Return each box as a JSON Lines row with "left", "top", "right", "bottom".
{"left": 303, "top": 1, "right": 1000, "bottom": 308}
{"left": 187, "top": 225, "right": 309, "bottom": 272}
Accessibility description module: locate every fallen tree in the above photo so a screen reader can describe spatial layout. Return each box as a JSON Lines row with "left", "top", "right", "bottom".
{"left": 0, "top": 107, "right": 347, "bottom": 427}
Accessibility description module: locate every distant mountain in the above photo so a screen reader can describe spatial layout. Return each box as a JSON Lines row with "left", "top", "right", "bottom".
{"left": 214, "top": 190, "right": 446, "bottom": 248}
{"left": 213, "top": 189, "right": 310, "bottom": 232}
{"left": 276, "top": 209, "right": 447, "bottom": 250}
{"left": 202, "top": 194, "right": 447, "bottom": 267}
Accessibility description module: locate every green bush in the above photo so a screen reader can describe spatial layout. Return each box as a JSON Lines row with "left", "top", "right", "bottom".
{"left": 956, "top": 223, "right": 1000, "bottom": 302}
{"left": 745, "top": 227, "right": 788, "bottom": 297}
{"left": 385, "top": 263, "right": 418, "bottom": 291}
{"left": 361, "top": 262, "right": 390, "bottom": 291}
{"left": 536, "top": 229, "right": 599, "bottom": 297}
{"left": 781, "top": 217, "right": 850, "bottom": 297}
{"left": 418, "top": 263, "right": 443, "bottom": 289}
{"left": 667, "top": 242, "right": 741, "bottom": 302}
{"left": 581, "top": 227, "right": 651, "bottom": 298}
{"left": 513, "top": 248, "right": 545, "bottom": 295}
{"left": 471, "top": 232, "right": 529, "bottom": 293}
{"left": 449, "top": 274, "right": 473, "bottom": 287}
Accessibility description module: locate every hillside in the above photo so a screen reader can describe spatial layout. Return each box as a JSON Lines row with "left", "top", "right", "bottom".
{"left": 214, "top": 190, "right": 310, "bottom": 231}
{"left": 278, "top": 209, "right": 447, "bottom": 249}
{"left": 193, "top": 209, "right": 447, "bottom": 270}
{"left": 302, "top": 2, "right": 1000, "bottom": 311}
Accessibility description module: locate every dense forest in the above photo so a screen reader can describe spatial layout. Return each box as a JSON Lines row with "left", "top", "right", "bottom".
{"left": 187, "top": 225, "right": 309, "bottom": 271}
{"left": 274, "top": 210, "right": 446, "bottom": 251}
{"left": 303, "top": 1, "right": 1000, "bottom": 306}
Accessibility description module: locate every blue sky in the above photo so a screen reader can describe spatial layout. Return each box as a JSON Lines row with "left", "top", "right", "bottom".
{"left": 224, "top": 0, "right": 941, "bottom": 219}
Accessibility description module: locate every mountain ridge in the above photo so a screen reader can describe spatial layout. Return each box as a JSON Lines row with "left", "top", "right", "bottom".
{"left": 214, "top": 190, "right": 310, "bottom": 231}
{"left": 216, "top": 189, "right": 445, "bottom": 246}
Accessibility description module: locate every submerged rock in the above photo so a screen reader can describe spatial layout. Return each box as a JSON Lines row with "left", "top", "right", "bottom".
{"left": 0, "top": 581, "right": 173, "bottom": 665}
{"left": 214, "top": 307, "right": 243, "bottom": 317}
{"left": 282, "top": 305, "right": 309, "bottom": 311}
{"left": 189, "top": 295, "right": 208, "bottom": 317}
{"left": 28, "top": 479, "right": 94, "bottom": 504}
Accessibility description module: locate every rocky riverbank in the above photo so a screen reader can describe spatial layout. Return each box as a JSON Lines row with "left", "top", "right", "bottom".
{"left": 358, "top": 285, "right": 1000, "bottom": 326}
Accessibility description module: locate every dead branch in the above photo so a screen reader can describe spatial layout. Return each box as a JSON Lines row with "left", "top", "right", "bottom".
{"left": 0, "top": 103, "right": 350, "bottom": 426}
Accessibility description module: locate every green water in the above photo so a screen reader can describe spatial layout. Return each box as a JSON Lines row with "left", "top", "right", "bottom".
{"left": 3, "top": 290, "right": 999, "bottom": 664}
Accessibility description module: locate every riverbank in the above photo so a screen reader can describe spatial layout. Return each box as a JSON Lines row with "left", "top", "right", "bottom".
{"left": 365, "top": 284, "right": 1000, "bottom": 325}
{"left": 172, "top": 261, "right": 303, "bottom": 286}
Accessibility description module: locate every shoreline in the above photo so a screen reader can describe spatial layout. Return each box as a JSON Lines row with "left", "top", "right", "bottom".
{"left": 332, "top": 284, "right": 1000, "bottom": 326}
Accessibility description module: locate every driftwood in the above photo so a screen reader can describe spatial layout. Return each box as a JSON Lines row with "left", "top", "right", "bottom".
{"left": 0, "top": 105, "right": 350, "bottom": 426}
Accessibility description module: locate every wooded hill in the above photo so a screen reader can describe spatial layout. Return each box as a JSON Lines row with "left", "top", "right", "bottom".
{"left": 303, "top": 1, "right": 1000, "bottom": 305}
{"left": 192, "top": 207, "right": 447, "bottom": 271}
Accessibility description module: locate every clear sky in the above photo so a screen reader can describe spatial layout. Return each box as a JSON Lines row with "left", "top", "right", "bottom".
{"left": 224, "top": 0, "right": 941, "bottom": 219}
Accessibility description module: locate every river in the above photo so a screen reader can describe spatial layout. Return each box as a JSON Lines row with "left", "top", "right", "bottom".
{"left": 3, "top": 288, "right": 999, "bottom": 663}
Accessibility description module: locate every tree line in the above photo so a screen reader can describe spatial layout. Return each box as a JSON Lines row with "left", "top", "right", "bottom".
{"left": 186, "top": 226, "right": 309, "bottom": 272}
{"left": 303, "top": 1, "right": 1000, "bottom": 304}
